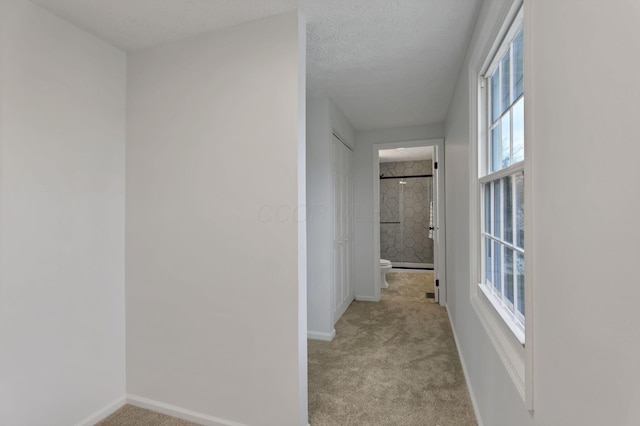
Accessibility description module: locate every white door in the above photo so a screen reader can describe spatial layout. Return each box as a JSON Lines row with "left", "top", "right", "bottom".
{"left": 333, "top": 135, "right": 354, "bottom": 324}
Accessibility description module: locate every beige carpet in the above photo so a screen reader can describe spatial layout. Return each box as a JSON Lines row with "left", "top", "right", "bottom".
{"left": 383, "top": 271, "right": 436, "bottom": 303}
{"left": 97, "top": 404, "right": 200, "bottom": 426}
{"left": 308, "top": 271, "right": 477, "bottom": 426}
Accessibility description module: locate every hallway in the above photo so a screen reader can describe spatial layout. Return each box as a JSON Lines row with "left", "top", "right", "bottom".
{"left": 308, "top": 273, "right": 476, "bottom": 426}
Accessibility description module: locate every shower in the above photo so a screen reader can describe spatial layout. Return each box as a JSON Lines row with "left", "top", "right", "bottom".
{"left": 379, "top": 159, "right": 434, "bottom": 269}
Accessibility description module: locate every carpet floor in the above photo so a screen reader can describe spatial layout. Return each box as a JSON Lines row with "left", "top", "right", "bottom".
{"left": 383, "top": 271, "right": 437, "bottom": 303}
{"left": 97, "top": 404, "right": 200, "bottom": 425}
{"left": 308, "top": 272, "right": 477, "bottom": 426}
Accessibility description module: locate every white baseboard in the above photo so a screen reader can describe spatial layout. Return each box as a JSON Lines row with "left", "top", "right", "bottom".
{"left": 307, "top": 329, "right": 336, "bottom": 341}
{"left": 126, "top": 394, "right": 248, "bottom": 426}
{"left": 355, "top": 295, "right": 379, "bottom": 302}
{"left": 446, "top": 306, "right": 484, "bottom": 426}
{"left": 75, "top": 396, "right": 126, "bottom": 426}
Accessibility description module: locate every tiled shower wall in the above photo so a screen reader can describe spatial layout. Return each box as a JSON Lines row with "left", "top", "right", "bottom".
{"left": 379, "top": 160, "right": 434, "bottom": 265}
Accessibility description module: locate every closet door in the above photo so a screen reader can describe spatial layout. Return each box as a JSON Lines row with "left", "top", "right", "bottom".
{"left": 333, "top": 136, "right": 354, "bottom": 324}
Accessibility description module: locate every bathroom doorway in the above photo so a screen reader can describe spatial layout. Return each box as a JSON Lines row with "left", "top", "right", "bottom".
{"left": 373, "top": 139, "right": 446, "bottom": 304}
{"left": 379, "top": 151, "right": 434, "bottom": 269}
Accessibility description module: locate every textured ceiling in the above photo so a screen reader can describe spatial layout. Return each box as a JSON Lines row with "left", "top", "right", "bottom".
{"left": 380, "top": 147, "right": 433, "bottom": 163}
{"left": 305, "top": 0, "right": 482, "bottom": 131}
{"left": 32, "top": 0, "right": 481, "bottom": 132}
{"left": 32, "top": 0, "right": 297, "bottom": 51}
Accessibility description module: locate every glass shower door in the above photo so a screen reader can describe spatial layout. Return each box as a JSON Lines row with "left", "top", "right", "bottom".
{"left": 379, "top": 161, "right": 434, "bottom": 268}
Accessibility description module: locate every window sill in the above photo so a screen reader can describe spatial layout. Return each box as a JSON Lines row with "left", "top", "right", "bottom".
{"left": 471, "top": 282, "right": 526, "bottom": 401}
{"left": 478, "top": 283, "right": 525, "bottom": 344}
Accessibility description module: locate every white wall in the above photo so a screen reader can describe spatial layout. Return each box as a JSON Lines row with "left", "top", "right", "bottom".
{"left": 306, "top": 97, "right": 355, "bottom": 339}
{"left": 126, "top": 12, "right": 307, "bottom": 426}
{"left": 329, "top": 99, "right": 356, "bottom": 146}
{"left": 306, "top": 98, "right": 332, "bottom": 338}
{"left": 0, "top": 1, "right": 127, "bottom": 425}
{"left": 353, "top": 124, "right": 444, "bottom": 300}
{"left": 296, "top": 14, "right": 307, "bottom": 426}
{"left": 444, "top": 1, "right": 640, "bottom": 425}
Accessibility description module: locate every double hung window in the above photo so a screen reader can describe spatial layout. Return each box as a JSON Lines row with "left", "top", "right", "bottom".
{"left": 479, "top": 10, "right": 525, "bottom": 342}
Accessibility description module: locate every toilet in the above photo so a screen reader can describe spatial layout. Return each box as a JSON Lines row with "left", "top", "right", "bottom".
{"left": 380, "top": 259, "right": 392, "bottom": 289}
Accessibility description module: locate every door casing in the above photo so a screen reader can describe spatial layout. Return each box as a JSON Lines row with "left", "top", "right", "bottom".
{"left": 372, "top": 138, "right": 446, "bottom": 304}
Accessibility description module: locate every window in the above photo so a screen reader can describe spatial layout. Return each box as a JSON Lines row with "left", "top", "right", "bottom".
{"left": 479, "top": 9, "right": 525, "bottom": 343}
{"left": 471, "top": 3, "right": 531, "bottom": 407}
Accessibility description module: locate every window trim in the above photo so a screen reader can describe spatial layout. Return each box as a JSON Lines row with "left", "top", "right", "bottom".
{"left": 468, "top": 0, "right": 534, "bottom": 411}
{"left": 478, "top": 283, "right": 525, "bottom": 343}
{"left": 480, "top": 25, "right": 526, "bottom": 340}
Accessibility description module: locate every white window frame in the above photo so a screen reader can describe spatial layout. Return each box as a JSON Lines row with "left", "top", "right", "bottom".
{"left": 468, "top": 0, "right": 534, "bottom": 411}
{"left": 479, "top": 12, "right": 525, "bottom": 343}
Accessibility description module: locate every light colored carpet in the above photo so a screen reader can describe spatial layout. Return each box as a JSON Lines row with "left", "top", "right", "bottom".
{"left": 97, "top": 404, "right": 201, "bottom": 426}
{"left": 383, "top": 272, "right": 436, "bottom": 303}
{"left": 308, "top": 272, "right": 477, "bottom": 426}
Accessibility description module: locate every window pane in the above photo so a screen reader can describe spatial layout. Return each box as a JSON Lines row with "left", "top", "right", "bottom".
{"left": 491, "top": 72, "right": 500, "bottom": 123}
{"left": 491, "top": 126, "right": 500, "bottom": 172}
{"left": 503, "top": 176, "right": 513, "bottom": 243}
{"left": 493, "top": 241, "right": 502, "bottom": 292}
{"left": 484, "top": 184, "right": 491, "bottom": 233}
{"left": 513, "top": 98, "right": 524, "bottom": 163}
{"left": 501, "top": 49, "right": 511, "bottom": 114}
{"left": 516, "top": 251, "right": 525, "bottom": 315}
{"left": 501, "top": 114, "right": 511, "bottom": 168}
{"left": 485, "top": 237, "right": 492, "bottom": 284}
{"left": 513, "top": 30, "right": 524, "bottom": 100}
{"left": 515, "top": 172, "right": 524, "bottom": 249}
{"left": 493, "top": 180, "right": 501, "bottom": 238}
{"left": 505, "top": 247, "right": 514, "bottom": 305}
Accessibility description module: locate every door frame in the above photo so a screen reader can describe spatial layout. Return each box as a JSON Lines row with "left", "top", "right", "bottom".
{"left": 372, "top": 138, "right": 446, "bottom": 304}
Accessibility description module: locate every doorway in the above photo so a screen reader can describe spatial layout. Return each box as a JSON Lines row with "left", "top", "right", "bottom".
{"left": 373, "top": 139, "right": 446, "bottom": 304}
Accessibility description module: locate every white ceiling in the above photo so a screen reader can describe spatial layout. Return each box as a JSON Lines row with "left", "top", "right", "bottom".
{"left": 306, "top": 0, "right": 482, "bottom": 131}
{"left": 31, "top": 0, "right": 298, "bottom": 51}
{"left": 379, "top": 146, "right": 433, "bottom": 163}
{"left": 32, "top": 0, "right": 481, "bottom": 132}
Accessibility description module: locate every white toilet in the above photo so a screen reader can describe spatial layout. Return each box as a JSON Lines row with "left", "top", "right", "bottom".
{"left": 380, "top": 259, "right": 392, "bottom": 289}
